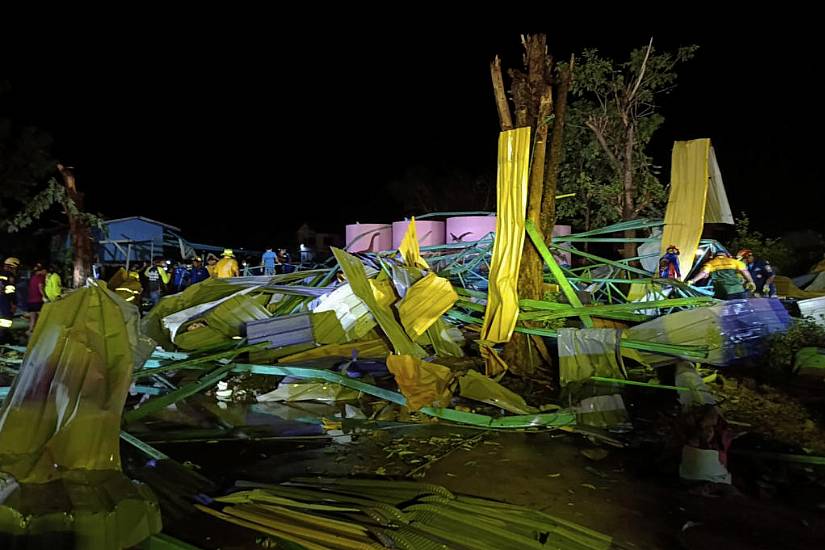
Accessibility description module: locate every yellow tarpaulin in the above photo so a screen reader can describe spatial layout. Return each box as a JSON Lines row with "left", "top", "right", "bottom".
{"left": 397, "top": 273, "right": 458, "bottom": 340}
{"left": 480, "top": 127, "right": 531, "bottom": 343}
{"left": 398, "top": 217, "right": 429, "bottom": 270}
{"left": 660, "top": 139, "right": 733, "bottom": 281}
{"left": 386, "top": 355, "right": 454, "bottom": 411}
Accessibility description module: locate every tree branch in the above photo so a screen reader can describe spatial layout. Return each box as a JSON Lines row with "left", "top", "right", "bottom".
{"left": 585, "top": 118, "right": 622, "bottom": 174}
{"left": 628, "top": 37, "right": 654, "bottom": 104}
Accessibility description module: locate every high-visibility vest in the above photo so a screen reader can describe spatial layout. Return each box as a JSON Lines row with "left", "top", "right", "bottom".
{"left": 45, "top": 273, "right": 62, "bottom": 302}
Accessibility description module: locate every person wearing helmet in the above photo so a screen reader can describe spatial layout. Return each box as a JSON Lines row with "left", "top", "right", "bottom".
{"left": 688, "top": 250, "right": 755, "bottom": 299}
{"left": 659, "top": 245, "right": 682, "bottom": 279}
{"left": 109, "top": 267, "right": 143, "bottom": 303}
{"left": 205, "top": 253, "right": 219, "bottom": 278}
{"left": 189, "top": 256, "right": 210, "bottom": 285}
{"left": 216, "top": 249, "right": 239, "bottom": 278}
{"left": 737, "top": 249, "right": 777, "bottom": 298}
{"left": 0, "top": 257, "right": 21, "bottom": 342}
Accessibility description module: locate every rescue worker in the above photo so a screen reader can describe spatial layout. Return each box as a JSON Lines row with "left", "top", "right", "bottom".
{"left": 172, "top": 261, "right": 190, "bottom": 292}
{"left": 216, "top": 249, "right": 239, "bottom": 278}
{"left": 659, "top": 245, "right": 681, "bottom": 279}
{"left": 44, "top": 266, "right": 62, "bottom": 302}
{"left": 205, "top": 253, "right": 219, "bottom": 278}
{"left": 688, "top": 250, "right": 756, "bottom": 300}
{"left": 109, "top": 267, "right": 143, "bottom": 304}
{"left": 189, "top": 257, "right": 210, "bottom": 285}
{"left": 144, "top": 257, "right": 170, "bottom": 306}
{"left": 737, "top": 249, "right": 777, "bottom": 297}
{"left": 0, "top": 257, "right": 21, "bottom": 343}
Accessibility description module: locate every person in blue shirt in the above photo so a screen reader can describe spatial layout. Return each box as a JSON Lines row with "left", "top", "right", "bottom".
{"left": 737, "top": 249, "right": 777, "bottom": 297}
{"left": 188, "top": 257, "right": 210, "bottom": 285}
{"left": 262, "top": 248, "right": 277, "bottom": 276}
{"left": 172, "top": 262, "right": 190, "bottom": 292}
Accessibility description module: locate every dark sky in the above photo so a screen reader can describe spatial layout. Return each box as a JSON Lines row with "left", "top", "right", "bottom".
{"left": 2, "top": 11, "right": 822, "bottom": 250}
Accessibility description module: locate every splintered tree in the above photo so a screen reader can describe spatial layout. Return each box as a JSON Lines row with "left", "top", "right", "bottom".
{"left": 491, "top": 35, "right": 573, "bottom": 376}
{"left": 3, "top": 164, "right": 99, "bottom": 287}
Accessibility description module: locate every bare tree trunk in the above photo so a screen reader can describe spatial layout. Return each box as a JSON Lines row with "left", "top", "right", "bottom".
{"left": 622, "top": 124, "right": 636, "bottom": 259}
{"left": 58, "top": 164, "right": 92, "bottom": 288}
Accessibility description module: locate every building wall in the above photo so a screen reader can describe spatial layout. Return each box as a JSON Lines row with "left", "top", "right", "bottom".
{"left": 100, "top": 219, "right": 165, "bottom": 263}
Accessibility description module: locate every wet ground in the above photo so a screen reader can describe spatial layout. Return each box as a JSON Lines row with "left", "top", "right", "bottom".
{"left": 129, "top": 398, "right": 825, "bottom": 550}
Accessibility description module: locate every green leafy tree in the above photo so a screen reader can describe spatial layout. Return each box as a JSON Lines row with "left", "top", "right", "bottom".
{"left": 560, "top": 41, "right": 696, "bottom": 256}
{"left": 728, "top": 212, "right": 792, "bottom": 274}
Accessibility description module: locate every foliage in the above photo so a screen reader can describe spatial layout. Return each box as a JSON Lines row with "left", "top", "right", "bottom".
{"left": 1, "top": 177, "right": 105, "bottom": 234}
{"left": 765, "top": 318, "right": 825, "bottom": 374}
{"left": 728, "top": 212, "right": 792, "bottom": 274}
{"left": 557, "top": 43, "right": 696, "bottom": 230}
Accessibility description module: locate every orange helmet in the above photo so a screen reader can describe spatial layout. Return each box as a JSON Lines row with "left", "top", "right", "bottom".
{"left": 666, "top": 245, "right": 680, "bottom": 254}
{"left": 736, "top": 249, "right": 753, "bottom": 260}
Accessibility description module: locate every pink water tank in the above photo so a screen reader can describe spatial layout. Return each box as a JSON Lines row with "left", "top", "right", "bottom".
{"left": 391, "top": 220, "right": 446, "bottom": 249}
{"left": 445, "top": 216, "right": 497, "bottom": 244}
{"left": 345, "top": 223, "right": 393, "bottom": 252}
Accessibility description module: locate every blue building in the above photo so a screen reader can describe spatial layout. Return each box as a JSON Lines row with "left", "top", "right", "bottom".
{"left": 98, "top": 216, "right": 183, "bottom": 264}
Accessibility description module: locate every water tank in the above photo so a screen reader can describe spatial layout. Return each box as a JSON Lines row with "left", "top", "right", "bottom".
{"left": 345, "top": 223, "right": 392, "bottom": 252}
{"left": 391, "top": 220, "right": 446, "bottom": 249}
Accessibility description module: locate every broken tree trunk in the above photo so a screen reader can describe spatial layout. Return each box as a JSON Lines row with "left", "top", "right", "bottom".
{"left": 490, "top": 56, "right": 513, "bottom": 131}
{"left": 58, "top": 164, "right": 93, "bottom": 288}
{"left": 540, "top": 58, "right": 573, "bottom": 239}
{"left": 500, "top": 34, "right": 554, "bottom": 376}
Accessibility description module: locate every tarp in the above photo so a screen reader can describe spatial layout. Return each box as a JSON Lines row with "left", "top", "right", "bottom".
{"left": 558, "top": 328, "right": 624, "bottom": 387}
{"left": 480, "top": 127, "right": 531, "bottom": 344}
{"left": 626, "top": 298, "right": 792, "bottom": 366}
{"left": 661, "top": 139, "right": 733, "bottom": 281}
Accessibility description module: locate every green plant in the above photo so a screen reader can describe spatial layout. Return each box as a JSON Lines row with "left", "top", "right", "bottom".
{"left": 765, "top": 318, "right": 825, "bottom": 374}
{"left": 728, "top": 212, "right": 792, "bottom": 273}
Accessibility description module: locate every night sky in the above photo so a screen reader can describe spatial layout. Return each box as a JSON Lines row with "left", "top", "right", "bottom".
{"left": 2, "top": 11, "right": 822, "bottom": 251}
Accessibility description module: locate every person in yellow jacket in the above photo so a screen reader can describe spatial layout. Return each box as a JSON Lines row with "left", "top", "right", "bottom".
{"left": 0, "top": 257, "right": 20, "bottom": 343}
{"left": 108, "top": 267, "right": 143, "bottom": 304}
{"left": 44, "top": 266, "right": 62, "bottom": 302}
{"left": 206, "top": 253, "right": 219, "bottom": 278}
{"left": 216, "top": 249, "right": 239, "bottom": 278}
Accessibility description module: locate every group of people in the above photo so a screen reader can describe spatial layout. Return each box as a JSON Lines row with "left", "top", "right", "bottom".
{"left": 0, "top": 257, "right": 63, "bottom": 341}
{"left": 658, "top": 245, "right": 776, "bottom": 300}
